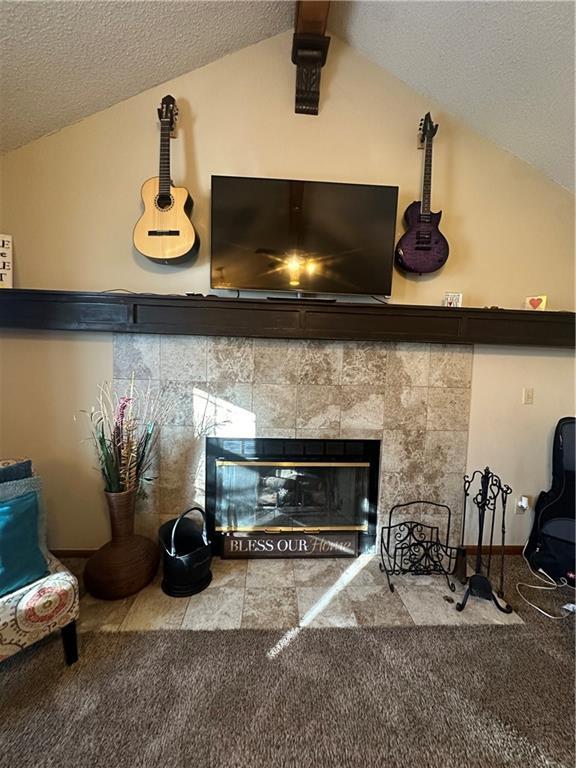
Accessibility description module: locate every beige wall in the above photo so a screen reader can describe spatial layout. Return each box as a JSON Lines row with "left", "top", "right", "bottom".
{"left": 0, "top": 32, "right": 573, "bottom": 548}
{"left": 466, "top": 346, "right": 574, "bottom": 545}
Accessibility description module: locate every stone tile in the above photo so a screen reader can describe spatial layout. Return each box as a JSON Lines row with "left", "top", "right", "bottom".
{"left": 159, "top": 426, "right": 206, "bottom": 516}
{"left": 340, "top": 386, "right": 385, "bottom": 432}
{"left": 296, "top": 385, "right": 340, "bottom": 430}
{"left": 344, "top": 555, "right": 386, "bottom": 587}
{"left": 202, "top": 383, "right": 254, "bottom": 437}
{"left": 257, "top": 429, "right": 296, "bottom": 439}
{"left": 209, "top": 558, "right": 248, "bottom": 588}
{"left": 298, "top": 341, "right": 343, "bottom": 385}
{"left": 382, "top": 387, "right": 428, "bottom": 431}
{"left": 421, "top": 471, "right": 465, "bottom": 543}
{"left": 378, "top": 472, "right": 425, "bottom": 526}
{"left": 429, "top": 344, "right": 473, "bottom": 388}
{"left": 159, "top": 381, "right": 202, "bottom": 426}
{"left": 253, "top": 339, "right": 301, "bottom": 385}
{"left": 386, "top": 342, "right": 430, "bottom": 387}
{"left": 246, "top": 559, "right": 295, "bottom": 588}
{"left": 381, "top": 429, "right": 425, "bottom": 473}
{"left": 241, "top": 588, "right": 299, "bottom": 629}
{"left": 134, "top": 513, "right": 160, "bottom": 541}
{"left": 297, "top": 587, "right": 357, "bottom": 628}
{"left": 424, "top": 431, "right": 469, "bottom": 474}
{"left": 296, "top": 428, "right": 341, "bottom": 439}
{"left": 160, "top": 335, "right": 207, "bottom": 382}
{"left": 341, "top": 341, "right": 388, "bottom": 385}
{"left": 253, "top": 384, "right": 296, "bottom": 429}
{"left": 344, "top": 585, "right": 414, "bottom": 627}
{"left": 396, "top": 582, "right": 523, "bottom": 626}
{"left": 426, "top": 388, "right": 471, "bottom": 431}
{"left": 207, "top": 337, "right": 254, "bottom": 383}
{"left": 292, "top": 558, "right": 349, "bottom": 587}
{"left": 77, "top": 594, "right": 136, "bottom": 633}
{"left": 113, "top": 334, "right": 160, "bottom": 379}
{"left": 119, "top": 578, "right": 189, "bottom": 630}
{"left": 339, "top": 428, "right": 383, "bottom": 440}
{"left": 182, "top": 587, "right": 244, "bottom": 630}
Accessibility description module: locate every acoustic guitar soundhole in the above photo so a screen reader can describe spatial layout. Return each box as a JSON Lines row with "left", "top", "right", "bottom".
{"left": 155, "top": 194, "right": 174, "bottom": 211}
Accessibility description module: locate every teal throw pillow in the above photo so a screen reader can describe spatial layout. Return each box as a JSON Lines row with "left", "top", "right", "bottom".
{"left": 0, "top": 490, "right": 49, "bottom": 598}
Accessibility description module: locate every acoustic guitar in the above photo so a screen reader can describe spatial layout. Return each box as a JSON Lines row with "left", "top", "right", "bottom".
{"left": 394, "top": 112, "right": 449, "bottom": 274}
{"left": 133, "top": 95, "right": 197, "bottom": 263}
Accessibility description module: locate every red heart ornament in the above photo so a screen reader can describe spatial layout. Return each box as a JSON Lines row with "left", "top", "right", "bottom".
{"left": 529, "top": 297, "right": 542, "bottom": 309}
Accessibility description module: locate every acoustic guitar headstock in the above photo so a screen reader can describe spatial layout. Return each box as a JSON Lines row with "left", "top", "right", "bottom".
{"left": 419, "top": 112, "right": 439, "bottom": 144}
{"left": 158, "top": 95, "right": 178, "bottom": 133}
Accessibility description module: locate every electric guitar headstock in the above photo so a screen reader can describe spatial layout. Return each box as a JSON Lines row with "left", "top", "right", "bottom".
{"left": 419, "top": 112, "right": 439, "bottom": 146}
{"left": 158, "top": 94, "right": 178, "bottom": 136}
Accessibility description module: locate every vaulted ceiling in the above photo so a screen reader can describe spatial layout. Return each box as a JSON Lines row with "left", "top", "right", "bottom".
{"left": 0, "top": 1, "right": 573, "bottom": 190}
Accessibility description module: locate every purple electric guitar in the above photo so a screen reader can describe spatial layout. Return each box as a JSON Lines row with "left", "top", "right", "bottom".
{"left": 395, "top": 113, "right": 449, "bottom": 274}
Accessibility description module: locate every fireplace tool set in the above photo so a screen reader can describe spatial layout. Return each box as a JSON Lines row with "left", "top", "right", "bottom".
{"left": 379, "top": 467, "right": 513, "bottom": 614}
{"left": 455, "top": 467, "right": 512, "bottom": 614}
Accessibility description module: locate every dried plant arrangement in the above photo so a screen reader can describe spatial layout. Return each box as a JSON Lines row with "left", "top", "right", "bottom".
{"left": 83, "top": 379, "right": 170, "bottom": 494}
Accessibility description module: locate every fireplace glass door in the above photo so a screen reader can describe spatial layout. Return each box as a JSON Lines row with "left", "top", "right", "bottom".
{"left": 214, "top": 460, "right": 370, "bottom": 533}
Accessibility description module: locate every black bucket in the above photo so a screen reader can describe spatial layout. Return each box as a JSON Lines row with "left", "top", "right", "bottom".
{"left": 159, "top": 506, "right": 213, "bottom": 597}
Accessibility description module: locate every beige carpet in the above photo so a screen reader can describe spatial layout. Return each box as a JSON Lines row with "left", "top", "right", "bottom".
{"left": 0, "top": 558, "right": 574, "bottom": 768}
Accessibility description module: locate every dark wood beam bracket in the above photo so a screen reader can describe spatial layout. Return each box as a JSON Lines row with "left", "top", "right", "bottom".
{"left": 292, "top": 1, "right": 331, "bottom": 115}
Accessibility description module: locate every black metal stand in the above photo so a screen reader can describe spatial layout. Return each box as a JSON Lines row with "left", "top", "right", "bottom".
{"left": 379, "top": 501, "right": 457, "bottom": 593}
{"left": 456, "top": 467, "right": 512, "bottom": 614}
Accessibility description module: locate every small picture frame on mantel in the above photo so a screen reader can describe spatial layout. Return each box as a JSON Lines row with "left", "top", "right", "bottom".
{"left": 525, "top": 295, "right": 547, "bottom": 311}
{"left": 443, "top": 291, "right": 462, "bottom": 308}
{"left": 0, "top": 235, "right": 13, "bottom": 289}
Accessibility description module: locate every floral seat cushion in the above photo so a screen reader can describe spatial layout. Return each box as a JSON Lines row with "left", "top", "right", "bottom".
{"left": 0, "top": 555, "right": 79, "bottom": 662}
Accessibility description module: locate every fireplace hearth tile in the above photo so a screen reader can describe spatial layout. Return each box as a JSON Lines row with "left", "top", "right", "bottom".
{"left": 295, "top": 385, "right": 341, "bottom": 430}
{"left": 182, "top": 587, "right": 244, "bottom": 630}
{"left": 241, "top": 588, "right": 299, "bottom": 629}
{"left": 386, "top": 343, "right": 430, "bottom": 388}
{"left": 160, "top": 335, "right": 208, "bottom": 382}
{"left": 429, "top": 344, "right": 473, "bottom": 388}
{"left": 343, "top": 555, "right": 384, "bottom": 587}
{"left": 292, "top": 558, "right": 349, "bottom": 588}
{"left": 78, "top": 593, "right": 136, "bottom": 633}
{"left": 252, "top": 384, "right": 297, "bottom": 429}
{"left": 296, "top": 587, "right": 357, "bottom": 628}
{"left": 246, "top": 559, "right": 295, "bottom": 589}
{"left": 298, "top": 341, "right": 343, "bottom": 385}
{"left": 209, "top": 558, "right": 248, "bottom": 589}
{"left": 207, "top": 337, "right": 255, "bottom": 384}
{"left": 382, "top": 387, "right": 428, "bottom": 431}
{"left": 426, "top": 388, "right": 471, "bottom": 431}
{"left": 342, "top": 341, "right": 389, "bottom": 385}
{"left": 113, "top": 333, "right": 160, "bottom": 380}
{"left": 159, "top": 381, "right": 204, "bottom": 426}
{"left": 340, "top": 385, "right": 385, "bottom": 432}
{"left": 345, "top": 585, "right": 414, "bottom": 627}
{"left": 295, "top": 427, "right": 341, "bottom": 439}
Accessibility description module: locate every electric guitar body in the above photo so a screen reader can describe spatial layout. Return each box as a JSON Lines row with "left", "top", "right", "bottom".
{"left": 133, "top": 94, "right": 198, "bottom": 264}
{"left": 395, "top": 201, "right": 449, "bottom": 275}
{"left": 133, "top": 177, "right": 197, "bottom": 263}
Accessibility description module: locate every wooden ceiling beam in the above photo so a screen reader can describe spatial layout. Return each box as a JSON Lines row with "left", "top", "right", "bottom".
{"left": 291, "top": 1, "right": 331, "bottom": 115}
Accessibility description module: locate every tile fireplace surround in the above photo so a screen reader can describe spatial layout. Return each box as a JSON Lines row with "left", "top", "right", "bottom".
{"left": 113, "top": 335, "right": 472, "bottom": 546}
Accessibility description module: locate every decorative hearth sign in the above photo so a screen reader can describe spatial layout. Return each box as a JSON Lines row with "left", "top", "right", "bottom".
{"left": 223, "top": 532, "right": 357, "bottom": 559}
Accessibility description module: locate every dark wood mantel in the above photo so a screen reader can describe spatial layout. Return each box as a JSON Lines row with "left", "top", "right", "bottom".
{"left": 0, "top": 289, "right": 573, "bottom": 347}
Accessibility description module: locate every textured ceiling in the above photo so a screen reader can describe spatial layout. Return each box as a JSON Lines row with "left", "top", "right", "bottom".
{"left": 0, "top": 1, "right": 573, "bottom": 191}
{"left": 329, "top": 1, "right": 575, "bottom": 190}
{"left": 0, "top": 1, "right": 293, "bottom": 152}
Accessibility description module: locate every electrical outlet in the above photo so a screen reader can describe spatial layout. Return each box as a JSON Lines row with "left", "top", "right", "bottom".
{"left": 515, "top": 495, "right": 530, "bottom": 514}
{"left": 522, "top": 387, "right": 534, "bottom": 405}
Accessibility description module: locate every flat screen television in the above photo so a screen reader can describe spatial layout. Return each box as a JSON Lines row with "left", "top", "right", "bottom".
{"left": 210, "top": 175, "right": 398, "bottom": 296}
